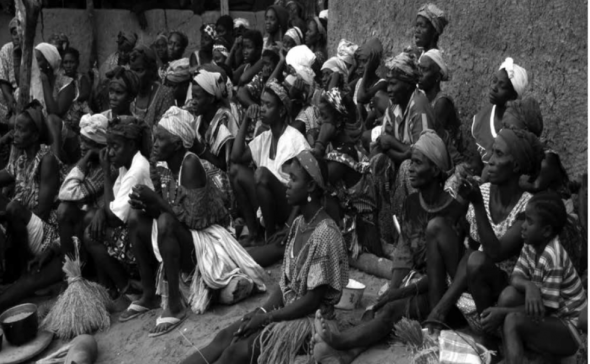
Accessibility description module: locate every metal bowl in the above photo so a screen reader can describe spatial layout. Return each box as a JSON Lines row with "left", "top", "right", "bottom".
{"left": 0, "top": 303, "right": 38, "bottom": 346}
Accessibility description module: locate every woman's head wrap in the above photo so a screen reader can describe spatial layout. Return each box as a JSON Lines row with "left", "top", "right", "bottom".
{"left": 499, "top": 57, "right": 528, "bottom": 99}
{"left": 155, "top": 32, "right": 168, "bottom": 43}
{"left": 286, "top": 45, "right": 316, "bottom": 86}
{"left": 417, "top": 3, "right": 448, "bottom": 35}
{"left": 337, "top": 39, "right": 358, "bottom": 65}
{"left": 356, "top": 37, "right": 383, "bottom": 59}
{"left": 193, "top": 69, "right": 228, "bottom": 100}
{"left": 286, "top": 1, "right": 304, "bottom": 16}
{"left": 311, "top": 16, "right": 327, "bottom": 39}
{"left": 213, "top": 39, "right": 230, "bottom": 58}
{"left": 9, "top": 17, "right": 20, "bottom": 31}
{"left": 117, "top": 31, "right": 138, "bottom": 46}
{"left": 321, "top": 57, "right": 348, "bottom": 76}
{"left": 35, "top": 43, "right": 62, "bottom": 73}
{"left": 497, "top": 127, "right": 544, "bottom": 176}
{"left": 201, "top": 24, "right": 217, "bottom": 40}
{"left": 233, "top": 18, "right": 250, "bottom": 29}
{"left": 158, "top": 106, "right": 196, "bottom": 149}
{"left": 106, "top": 66, "right": 140, "bottom": 99}
{"left": 267, "top": 5, "right": 290, "bottom": 35}
{"left": 165, "top": 58, "right": 191, "bottom": 84}
{"left": 107, "top": 116, "right": 152, "bottom": 158}
{"left": 264, "top": 79, "right": 292, "bottom": 117}
{"left": 319, "top": 10, "right": 329, "bottom": 20}
{"left": 422, "top": 48, "right": 449, "bottom": 81}
{"left": 505, "top": 97, "right": 543, "bottom": 137}
{"left": 80, "top": 113, "right": 108, "bottom": 145}
{"left": 413, "top": 129, "right": 453, "bottom": 176}
{"left": 48, "top": 33, "right": 69, "bottom": 51}
{"left": 284, "top": 27, "right": 304, "bottom": 46}
{"left": 292, "top": 149, "right": 326, "bottom": 190}
{"left": 385, "top": 52, "right": 420, "bottom": 84}
{"left": 22, "top": 102, "right": 46, "bottom": 139}
{"left": 322, "top": 88, "right": 347, "bottom": 116}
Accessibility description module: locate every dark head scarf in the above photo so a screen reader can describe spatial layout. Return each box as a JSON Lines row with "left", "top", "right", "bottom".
{"left": 117, "top": 31, "right": 138, "bottom": 46}
{"left": 107, "top": 116, "right": 151, "bottom": 157}
{"left": 505, "top": 97, "right": 543, "bottom": 137}
{"left": 106, "top": 66, "right": 140, "bottom": 99}
{"left": 385, "top": 51, "right": 420, "bottom": 84}
{"left": 417, "top": 3, "right": 448, "bottom": 35}
{"left": 22, "top": 100, "right": 48, "bottom": 144}
{"left": 497, "top": 127, "right": 544, "bottom": 177}
{"left": 130, "top": 44, "right": 158, "bottom": 75}
{"left": 267, "top": 5, "right": 290, "bottom": 36}
{"left": 356, "top": 37, "right": 383, "bottom": 60}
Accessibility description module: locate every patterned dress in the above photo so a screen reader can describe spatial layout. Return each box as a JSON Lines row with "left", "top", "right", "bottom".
{"left": 130, "top": 83, "right": 176, "bottom": 130}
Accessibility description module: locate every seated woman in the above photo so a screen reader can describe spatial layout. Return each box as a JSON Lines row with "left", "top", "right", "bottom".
{"left": 313, "top": 130, "right": 464, "bottom": 364}
{"left": 121, "top": 106, "right": 266, "bottom": 336}
{"left": 212, "top": 39, "right": 232, "bottom": 65}
{"left": 151, "top": 32, "right": 168, "bottom": 73}
{"left": 335, "top": 39, "right": 358, "bottom": 85}
{"left": 233, "top": 30, "right": 263, "bottom": 87}
{"left": 61, "top": 47, "right": 92, "bottom": 135}
{"left": 413, "top": 3, "right": 448, "bottom": 56}
{"left": 162, "top": 58, "right": 191, "bottom": 108}
{"left": 0, "top": 101, "right": 63, "bottom": 311}
{"left": 189, "top": 24, "right": 215, "bottom": 68}
{"left": 216, "top": 15, "right": 234, "bottom": 46}
{"left": 305, "top": 17, "right": 328, "bottom": 66}
{"left": 313, "top": 84, "right": 382, "bottom": 258}
{"left": 286, "top": 0, "right": 307, "bottom": 33}
{"left": 283, "top": 27, "right": 304, "bottom": 54}
{"left": 181, "top": 150, "right": 348, "bottom": 364}
{"left": 351, "top": 38, "right": 387, "bottom": 119}
{"left": 483, "top": 192, "right": 587, "bottom": 363}
{"left": 425, "top": 127, "right": 544, "bottom": 337}
{"left": 417, "top": 48, "right": 463, "bottom": 163}
{"left": 83, "top": 116, "right": 153, "bottom": 298}
{"left": 101, "top": 67, "right": 139, "bottom": 120}
{"left": 230, "top": 80, "right": 309, "bottom": 249}
{"left": 263, "top": 5, "right": 289, "bottom": 51}
{"left": 57, "top": 114, "right": 110, "bottom": 257}
{"left": 129, "top": 45, "right": 175, "bottom": 130}
{"left": 284, "top": 74, "right": 320, "bottom": 145}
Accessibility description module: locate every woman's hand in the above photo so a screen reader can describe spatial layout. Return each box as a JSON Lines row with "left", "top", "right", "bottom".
{"left": 373, "top": 287, "right": 403, "bottom": 311}
{"left": 88, "top": 208, "right": 107, "bottom": 241}
{"left": 99, "top": 148, "right": 111, "bottom": 172}
{"left": 245, "top": 104, "right": 260, "bottom": 123}
{"left": 525, "top": 282, "right": 545, "bottom": 321}
{"left": 234, "top": 313, "right": 271, "bottom": 339}
{"left": 129, "top": 184, "right": 161, "bottom": 216}
{"left": 457, "top": 176, "right": 483, "bottom": 205}
{"left": 28, "top": 248, "right": 55, "bottom": 273}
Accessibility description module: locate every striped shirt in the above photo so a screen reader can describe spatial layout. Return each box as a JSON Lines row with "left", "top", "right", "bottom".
{"left": 513, "top": 237, "right": 587, "bottom": 322}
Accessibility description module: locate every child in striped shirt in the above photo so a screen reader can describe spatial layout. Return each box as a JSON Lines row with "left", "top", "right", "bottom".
{"left": 484, "top": 191, "right": 587, "bottom": 363}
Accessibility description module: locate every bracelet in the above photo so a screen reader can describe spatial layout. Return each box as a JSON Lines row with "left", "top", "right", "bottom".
{"left": 258, "top": 307, "right": 267, "bottom": 314}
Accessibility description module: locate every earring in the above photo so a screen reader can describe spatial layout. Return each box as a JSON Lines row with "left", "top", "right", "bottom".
{"left": 307, "top": 195, "right": 312, "bottom": 202}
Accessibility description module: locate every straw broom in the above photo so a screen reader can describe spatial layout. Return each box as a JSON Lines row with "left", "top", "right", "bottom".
{"left": 41, "top": 237, "right": 112, "bottom": 340}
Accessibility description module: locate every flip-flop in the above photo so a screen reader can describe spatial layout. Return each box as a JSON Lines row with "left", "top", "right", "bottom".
{"left": 148, "top": 311, "right": 187, "bottom": 338}
{"left": 119, "top": 302, "right": 151, "bottom": 322}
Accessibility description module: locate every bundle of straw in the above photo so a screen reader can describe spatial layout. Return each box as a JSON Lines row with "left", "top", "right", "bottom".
{"left": 393, "top": 318, "right": 439, "bottom": 364}
{"left": 41, "top": 238, "right": 112, "bottom": 340}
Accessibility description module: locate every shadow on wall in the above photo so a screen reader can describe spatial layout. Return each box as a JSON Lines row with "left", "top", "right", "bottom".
{"left": 0, "top": 8, "right": 265, "bottom": 72}
{"left": 329, "top": 0, "right": 588, "bottom": 177}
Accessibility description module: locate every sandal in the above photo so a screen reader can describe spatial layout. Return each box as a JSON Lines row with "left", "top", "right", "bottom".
{"left": 148, "top": 310, "right": 188, "bottom": 338}
{"left": 119, "top": 302, "right": 151, "bottom": 322}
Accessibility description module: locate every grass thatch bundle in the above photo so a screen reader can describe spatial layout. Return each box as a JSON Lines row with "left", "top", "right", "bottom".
{"left": 41, "top": 238, "right": 112, "bottom": 340}
{"left": 393, "top": 318, "right": 439, "bottom": 364}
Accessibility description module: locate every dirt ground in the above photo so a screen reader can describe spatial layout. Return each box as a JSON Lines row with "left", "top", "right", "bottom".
{"left": 32, "top": 264, "right": 411, "bottom": 364}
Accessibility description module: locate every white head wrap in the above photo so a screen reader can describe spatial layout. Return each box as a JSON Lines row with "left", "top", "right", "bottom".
{"left": 158, "top": 106, "right": 196, "bottom": 149}
{"left": 321, "top": 57, "right": 348, "bottom": 77}
{"left": 193, "top": 69, "right": 228, "bottom": 100}
{"left": 337, "top": 39, "right": 358, "bottom": 65}
{"left": 422, "top": 49, "right": 449, "bottom": 81}
{"left": 80, "top": 113, "right": 109, "bottom": 145}
{"left": 319, "top": 10, "right": 328, "bottom": 20}
{"left": 499, "top": 57, "right": 528, "bottom": 98}
{"left": 35, "top": 43, "right": 62, "bottom": 73}
{"left": 286, "top": 45, "right": 316, "bottom": 86}
{"left": 284, "top": 27, "right": 303, "bottom": 46}
{"left": 233, "top": 18, "right": 250, "bottom": 29}
{"left": 213, "top": 44, "right": 230, "bottom": 58}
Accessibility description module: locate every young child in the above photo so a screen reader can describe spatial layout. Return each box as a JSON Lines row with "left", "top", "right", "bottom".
{"left": 488, "top": 191, "right": 587, "bottom": 363}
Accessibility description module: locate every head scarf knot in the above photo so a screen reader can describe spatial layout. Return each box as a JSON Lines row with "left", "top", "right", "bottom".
{"left": 202, "top": 24, "right": 217, "bottom": 40}
{"left": 497, "top": 127, "right": 543, "bottom": 177}
{"left": 286, "top": 45, "right": 316, "bottom": 86}
{"left": 422, "top": 49, "right": 449, "bottom": 81}
{"left": 357, "top": 37, "right": 383, "bottom": 60}
{"left": 265, "top": 79, "right": 292, "bottom": 117}
{"left": 417, "top": 3, "right": 448, "bottom": 35}
{"left": 158, "top": 106, "right": 196, "bottom": 149}
{"left": 293, "top": 150, "right": 326, "bottom": 190}
{"left": 322, "top": 88, "right": 347, "bottom": 116}
{"left": 413, "top": 129, "right": 453, "bottom": 175}
{"left": 34, "top": 43, "right": 62, "bottom": 73}
{"left": 385, "top": 52, "right": 419, "bottom": 84}
{"left": 499, "top": 57, "right": 528, "bottom": 99}
{"left": 285, "top": 27, "right": 304, "bottom": 46}
{"left": 337, "top": 39, "right": 358, "bottom": 65}
{"left": 233, "top": 18, "right": 250, "bottom": 29}
{"left": 193, "top": 69, "right": 228, "bottom": 100}
{"left": 165, "top": 58, "right": 191, "bottom": 84}
{"left": 80, "top": 113, "right": 108, "bottom": 145}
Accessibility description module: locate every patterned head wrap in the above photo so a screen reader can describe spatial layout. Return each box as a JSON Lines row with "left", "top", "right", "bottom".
{"left": 107, "top": 116, "right": 146, "bottom": 142}
{"left": 337, "top": 39, "right": 358, "bottom": 65}
{"left": 201, "top": 24, "right": 217, "bottom": 40}
{"left": 286, "top": 45, "right": 316, "bottom": 86}
{"left": 499, "top": 57, "right": 528, "bottom": 99}
{"left": 9, "top": 17, "right": 20, "bottom": 31}
{"left": 321, "top": 57, "right": 348, "bottom": 77}
{"left": 321, "top": 88, "right": 347, "bottom": 116}
{"left": 158, "top": 106, "right": 196, "bottom": 149}
{"left": 155, "top": 32, "right": 168, "bottom": 43}
{"left": 412, "top": 129, "right": 452, "bottom": 175}
{"left": 213, "top": 44, "right": 230, "bottom": 58}
{"left": 233, "top": 18, "right": 250, "bottom": 29}
{"left": 417, "top": 3, "right": 448, "bottom": 35}
{"left": 118, "top": 31, "right": 138, "bottom": 46}
{"left": 385, "top": 52, "right": 420, "bottom": 84}
{"left": 264, "top": 79, "right": 292, "bottom": 116}
{"left": 107, "top": 66, "right": 140, "bottom": 98}
{"left": 80, "top": 113, "right": 108, "bottom": 145}
{"left": 193, "top": 69, "right": 228, "bottom": 100}
{"left": 497, "top": 127, "right": 544, "bottom": 176}
{"left": 35, "top": 43, "right": 62, "bottom": 73}
{"left": 505, "top": 97, "right": 543, "bottom": 137}
{"left": 293, "top": 149, "right": 326, "bottom": 190}
{"left": 312, "top": 16, "right": 327, "bottom": 39}
{"left": 284, "top": 27, "right": 304, "bottom": 46}
{"left": 164, "top": 58, "right": 191, "bottom": 84}
{"left": 422, "top": 48, "right": 449, "bottom": 81}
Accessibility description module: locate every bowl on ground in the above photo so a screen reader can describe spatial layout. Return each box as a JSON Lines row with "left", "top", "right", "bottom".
{"left": 0, "top": 303, "right": 38, "bottom": 346}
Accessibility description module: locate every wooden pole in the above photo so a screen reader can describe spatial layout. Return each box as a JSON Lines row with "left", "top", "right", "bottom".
{"left": 87, "top": 0, "right": 97, "bottom": 72}
{"left": 220, "top": 0, "right": 229, "bottom": 16}
{"left": 15, "top": 0, "right": 42, "bottom": 112}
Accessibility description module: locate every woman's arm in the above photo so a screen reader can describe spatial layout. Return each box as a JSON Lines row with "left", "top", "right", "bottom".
{"left": 268, "top": 59, "right": 286, "bottom": 84}
{"left": 77, "top": 74, "right": 91, "bottom": 103}
{"left": 230, "top": 108, "right": 254, "bottom": 164}
{"left": 237, "top": 86, "right": 257, "bottom": 109}
{"left": 43, "top": 77, "right": 75, "bottom": 117}
{"left": 239, "top": 59, "right": 263, "bottom": 86}
{"left": 198, "top": 139, "right": 232, "bottom": 171}
{"left": 268, "top": 286, "right": 328, "bottom": 322}
{"left": 34, "top": 153, "right": 60, "bottom": 221}
{"left": 58, "top": 152, "right": 100, "bottom": 202}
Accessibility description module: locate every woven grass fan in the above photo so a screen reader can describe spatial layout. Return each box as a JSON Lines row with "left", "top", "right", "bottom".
{"left": 42, "top": 237, "right": 112, "bottom": 340}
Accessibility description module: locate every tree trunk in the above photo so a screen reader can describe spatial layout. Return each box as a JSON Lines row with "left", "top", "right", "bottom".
{"left": 86, "top": 0, "right": 97, "bottom": 70}
{"left": 15, "top": 0, "right": 42, "bottom": 112}
{"left": 220, "top": 0, "right": 229, "bottom": 15}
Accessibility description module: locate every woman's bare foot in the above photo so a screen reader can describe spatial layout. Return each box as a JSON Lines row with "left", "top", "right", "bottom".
{"left": 313, "top": 310, "right": 347, "bottom": 350}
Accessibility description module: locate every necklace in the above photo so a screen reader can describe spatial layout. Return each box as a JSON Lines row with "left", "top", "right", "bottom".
{"left": 298, "top": 207, "right": 324, "bottom": 233}
{"left": 419, "top": 192, "right": 453, "bottom": 214}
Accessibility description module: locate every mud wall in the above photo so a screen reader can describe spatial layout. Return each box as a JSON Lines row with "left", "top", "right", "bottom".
{"left": 329, "top": 0, "right": 588, "bottom": 178}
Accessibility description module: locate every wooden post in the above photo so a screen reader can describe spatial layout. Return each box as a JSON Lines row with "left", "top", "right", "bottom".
{"left": 220, "top": 0, "right": 229, "bottom": 16}
{"left": 87, "top": 0, "right": 97, "bottom": 72}
{"left": 15, "top": 0, "right": 42, "bottom": 112}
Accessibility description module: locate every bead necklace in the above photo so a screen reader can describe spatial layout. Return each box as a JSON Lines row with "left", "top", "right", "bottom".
{"left": 298, "top": 207, "right": 324, "bottom": 233}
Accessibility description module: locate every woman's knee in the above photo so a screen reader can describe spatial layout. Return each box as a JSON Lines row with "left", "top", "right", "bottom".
{"left": 156, "top": 212, "right": 178, "bottom": 236}
{"left": 254, "top": 167, "right": 273, "bottom": 187}
{"left": 503, "top": 311, "right": 526, "bottom": 334}
{"left": 497, "top": 286, "right": 523, "bottom": 308}
{"left": 157, "top": 213, "right": 181, "bottom": 256}
{"left": 466, "top": 250, "right": 490, "bottom": 277}
{"left": 128, "top": 208, "right": 150, "bottom": 231}
{"left": 57, "top": 201, "right": 78, "bottom": 224}
{"left": 218, "top": 341, "right": 249, "bottom": 363}
{"left": 6, "top": 200, "right": 28, "bottom": 222}
{"left": 426, "top": 216, "right": 450, "bottom": 241}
